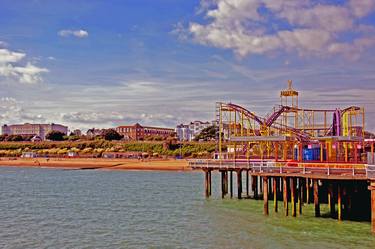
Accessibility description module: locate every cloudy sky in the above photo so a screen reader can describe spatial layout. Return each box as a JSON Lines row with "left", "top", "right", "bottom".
{"left": 0, "top": 0, "right": 375, "bottom": 132}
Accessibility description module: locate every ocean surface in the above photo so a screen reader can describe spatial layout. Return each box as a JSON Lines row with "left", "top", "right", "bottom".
{"left": 0, "top": 167, "right": 374, "bottom": 249}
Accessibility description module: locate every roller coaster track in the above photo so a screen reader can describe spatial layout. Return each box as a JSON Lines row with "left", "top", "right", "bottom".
{"left": 225, "top": 102, "right": 364, "bottom": 141}
{"left": 224, "top": 103, "right": 362, "bottom": 141}
{"left": 225, "top": 103, "right": 310, "bottom": 141}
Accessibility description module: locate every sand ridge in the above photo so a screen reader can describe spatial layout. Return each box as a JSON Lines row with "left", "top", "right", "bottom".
{"left": 0, "top": 157, "right": 191, "bottom": 171}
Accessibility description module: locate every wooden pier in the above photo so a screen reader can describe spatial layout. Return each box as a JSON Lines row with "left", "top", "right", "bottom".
{"left": 191, "top": 160, "right": 375, "bottom": 234}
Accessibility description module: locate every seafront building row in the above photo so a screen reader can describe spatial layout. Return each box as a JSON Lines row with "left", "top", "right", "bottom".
{"left": 1, "top": 120, "right": 213, "bottom": 141}
{"left": 1, "top": 123, "right": 68, "bottom": 140}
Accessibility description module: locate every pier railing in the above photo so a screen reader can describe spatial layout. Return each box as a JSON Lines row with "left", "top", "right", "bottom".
{"left": 367, "top": 165, "right": 375, "bottom": 179}
{"left": 189, "top": 159, "right": 369, "bottom": 178}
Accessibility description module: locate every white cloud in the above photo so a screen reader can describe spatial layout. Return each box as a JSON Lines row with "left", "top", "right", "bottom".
{"left": 0, "top": 47, "right": 48, "bottom": 84}
{"left": 0, "top": 97, "right": 46, "bottom": 124}
{"left": 58, "top": 29, "right": 89, "bottom": 38}
{"left": 348, "top": 0, "right": 375, "bottom": 18}
{"left": 61, "top": 112, "right": 127, "bottom": 124}
{"left": 185, "top": 0, "right": 375, "bottom": 58}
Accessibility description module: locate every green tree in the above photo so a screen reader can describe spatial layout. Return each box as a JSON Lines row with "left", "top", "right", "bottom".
{"left": 6, "top": 135, "right": 24, "bottom": 141}
{"left": 46, "top": 130, "right": 65, "bottom": 141}
{"left": 102, "top": 129, "right": 123, "bottom": 141}
{"left": 194, "top": 125, "right": 217, "bottom": 141}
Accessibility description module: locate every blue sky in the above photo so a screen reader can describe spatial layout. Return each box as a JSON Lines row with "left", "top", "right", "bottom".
{"left": 0, "top": 0, "right": 375, "bottom": 132}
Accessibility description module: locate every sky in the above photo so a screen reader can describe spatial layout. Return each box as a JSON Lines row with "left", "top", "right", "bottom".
{"left": 0, "top": 0, "right": 375, "bottom": 133}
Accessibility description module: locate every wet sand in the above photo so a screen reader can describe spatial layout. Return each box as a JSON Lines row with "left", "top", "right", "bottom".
{"left": 0, "top": 157, "right": 191, "bottom": 171}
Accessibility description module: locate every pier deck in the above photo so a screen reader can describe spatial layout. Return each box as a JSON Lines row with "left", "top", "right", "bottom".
{"left": 190, "top": 160, "right": 374, "bottom": 180}
{"left": 190, "top": 159, "right": 375, "bottom": 234}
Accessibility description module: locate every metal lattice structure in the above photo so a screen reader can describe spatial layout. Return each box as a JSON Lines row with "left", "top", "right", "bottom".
{"left": 216, "top": 81, "right": 368, "bottom": 163}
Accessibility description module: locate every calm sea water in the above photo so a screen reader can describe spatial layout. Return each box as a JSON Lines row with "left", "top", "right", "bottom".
{"left": 0, "top": 167, "right": 374, "bottom": 249}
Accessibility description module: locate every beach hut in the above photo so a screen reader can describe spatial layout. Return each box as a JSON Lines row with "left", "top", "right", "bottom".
{"left": 21, "top": 152, "right": 37, "bottom": 158}
{"left": 67, "top": 151, "right": 78, "bottom": 157}
{"left": 31, "top": 135, "right": 42, "bottom": 142}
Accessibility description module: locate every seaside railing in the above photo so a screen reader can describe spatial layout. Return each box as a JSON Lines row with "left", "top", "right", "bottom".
{"left": 189, "top": 159, "right": 369, "bottom": 178}
{"left": 367, "top": 165, "right": 375, "bottom": 179}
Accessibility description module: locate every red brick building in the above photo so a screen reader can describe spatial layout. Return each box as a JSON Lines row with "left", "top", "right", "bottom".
{"left": 115, "top": 123, "right": 175, "bottom": 140}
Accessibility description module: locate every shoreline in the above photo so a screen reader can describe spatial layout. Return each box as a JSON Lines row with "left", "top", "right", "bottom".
{"left": 0, "top": 157, "right": 191, "bottom": 171}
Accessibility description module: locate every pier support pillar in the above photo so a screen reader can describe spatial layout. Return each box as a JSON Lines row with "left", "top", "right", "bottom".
{"left": 298, "top": 178, "right": 302, "bottom": 215}
{"left": 273, "top": 177, "right": 278, "bottom": 212}
{"left": 313, "top": 179, "right": 320, "bottom": 217}
{"left": 208, "top": 170, "right": 212, "bottom": 196}
{"left": 224, "top": 171, "right": 228, "bottom": 196}
{"left": 230, "top": 171, "right": 233, "bottom": 198}
{"left": 246, "top": 170, "right": 249, "bottom": 197}
{"left": 263, "top": 177, "right": 269, "bottom": 215}
{"left": 328, "top": 182, "right": 335, "bottom": 218}
{"left": 369, "top": 181, "right": 375, "bottom": 234}
{"left": 204, "top": 170, "right": 211, "bottom": 198}
{"left": 283, "top": 177, "right": 289, "bottom": 216}
{"left": 291, "top": 177, "right": 296, "bottom": 217}
{"left": 221, "top": 171, "right": 226, "bottom": 198}
{"left": 252, "top": 176, "right": 258, "bottom": 199}
{"left": 237, "top": 170, "right": 242, "bottom": 199}
{"left": 306, "top": 178, "right": 310, "bottom": 204}
{"left": 338, "top": 183, "right": 342, "bottom": 221}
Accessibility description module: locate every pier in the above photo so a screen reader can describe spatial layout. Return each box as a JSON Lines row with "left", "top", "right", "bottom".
{"left": 191, "top": 160, "right": 375, "bottom": 233}
{"left": 193, "top": 81, "right": 375, "bottom": 234}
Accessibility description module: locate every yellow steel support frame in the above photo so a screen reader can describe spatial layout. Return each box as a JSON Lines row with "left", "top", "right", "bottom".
{"left": 219, "top": 104, "right": 222, "bottom": 160}
{"left": 234, "top": 111, "right": 237, "bottom": 160}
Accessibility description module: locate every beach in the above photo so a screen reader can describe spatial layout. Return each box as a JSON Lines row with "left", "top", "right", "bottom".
{"left": 0, "top": 157, "right": 191, "bottom": 171}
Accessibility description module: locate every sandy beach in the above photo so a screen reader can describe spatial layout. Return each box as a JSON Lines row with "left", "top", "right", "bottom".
{"left": 0, "top": 157, "right": 191, "bottom": 171}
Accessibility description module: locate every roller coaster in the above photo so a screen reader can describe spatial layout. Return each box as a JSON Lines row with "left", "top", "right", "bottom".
{"left": 216, "top": 81, "right": 372, "bottom": 164}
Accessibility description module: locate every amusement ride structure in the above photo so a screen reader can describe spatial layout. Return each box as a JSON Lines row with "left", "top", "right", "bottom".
{"left": 190, "top": 81, "right": 375, "bottom": 234}
{"left": 215, "top": 80, "right": 372, "bottom": 164}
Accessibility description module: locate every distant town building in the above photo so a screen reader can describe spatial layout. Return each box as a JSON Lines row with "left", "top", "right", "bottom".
{"left": 86, "top": 128, "right": 105, "bottom": 138}
{"left": 1, "top": 123, "right": 68, "bottom": 140}
{"left": 175, "top": 120, "right": 212, "bottom": 141}
{"left": 115, "top": 123, "right": 175, "bottom": 141}
{"left": 175, "top": 124, "right": 193, "bottom": 141}
{"left": 71, "top": 129, "right": 82, "bottom": 136}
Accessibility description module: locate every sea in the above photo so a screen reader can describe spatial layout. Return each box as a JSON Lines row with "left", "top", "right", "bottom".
{"left": 0, "top": 167, "right": 374, "bottom": 249}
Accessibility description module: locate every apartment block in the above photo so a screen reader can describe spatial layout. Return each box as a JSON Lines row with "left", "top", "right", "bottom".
{"left": 2, "top": 123, "right": 68, "bottom": 140}
{"left": 175, "top": 120, "right": 212, "bottom": 141}
{"left": 116, "top": 123, "right": 175, "bottom": 140}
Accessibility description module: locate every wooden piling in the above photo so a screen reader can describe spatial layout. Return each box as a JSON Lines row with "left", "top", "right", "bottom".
{"left": 273, "top": 177, "right": 278, "bottom": 212}
{"left": 291, "top": 177, "right": 296, "bottom": 217}
{"left": 230, "top": 171, "right": 233, "bottom": 198}
{"left": 369, "top": 181, "right": 375, "bottom": 234}
{"left": 204, "top": 170, "right": 209, "bottom": 198}
{"left": 338, "top": 183, "right": 342, "bottom": 221}
{"left": 252, "top": 175, "right": 258, "bottom": 199}
{"left": 237, "top": 170, "right": 242, "bottom": 199}
{"left": 224, "top": 171, "right": 228, "bottom": 195}
{"left": 298, "top": 178, "right": 302, "bottom": 215}
{"left": 208, "top": 170, "right": 212, "bottom": 196}
{"left": 313, "top": 179, "right": 320, "bottom": 217}
{"left": 306, "top": 178, "right": 310, "bottom": 204}
{"left": 221, "top": 171, "right": 226, "bottom": 198}
{"left": 246, "top": 170, "right": 249, "bottom": 197}
{"left": 263, "top": 177, "right": 269, "bottom": 215}
{"left": 283, "top": 177, "right": 289, "bottom": 216}
{"left": 328, "top": 182, "right": 335, "bottom": 218}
